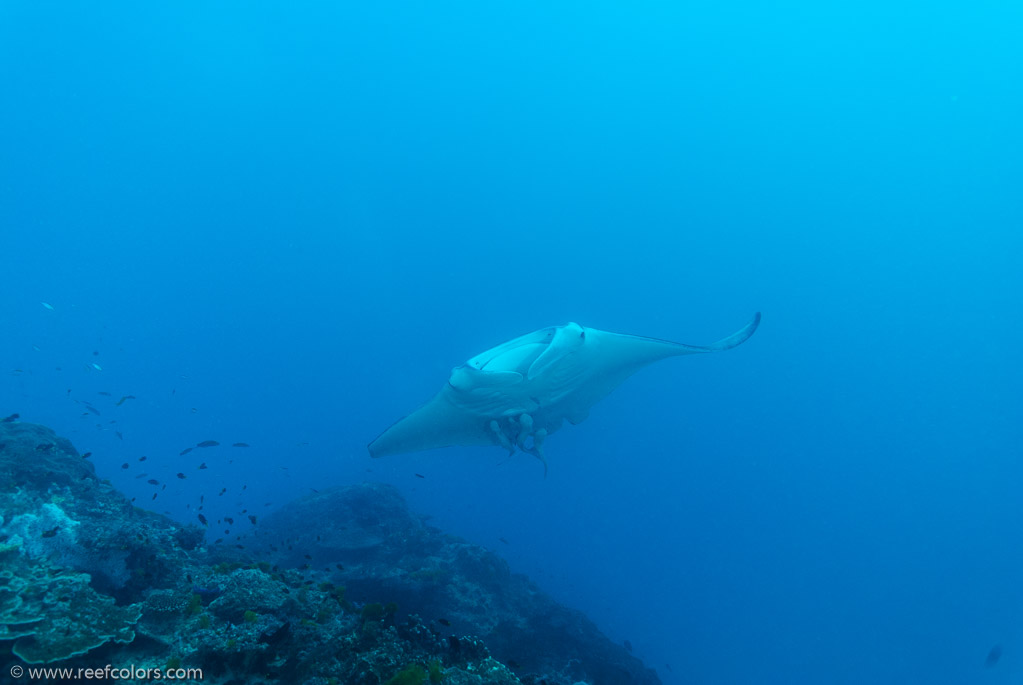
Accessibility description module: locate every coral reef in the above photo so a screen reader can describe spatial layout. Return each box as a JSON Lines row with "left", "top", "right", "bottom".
{"left": 248, "top": 484, "right": 659, "bottom": 685}
{"left": 0, "top": 422, "right": 199, "bottom": 598}
{"left": 0, "top": 421, "right": 659, "bottom": 684}
{"left": 0, "top": 550, "right": 141, "bottom": 663}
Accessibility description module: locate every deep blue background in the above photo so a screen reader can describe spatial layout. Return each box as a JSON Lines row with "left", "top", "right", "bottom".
{"left": 3, "top": 2, "right": 1022, "bottom": 683}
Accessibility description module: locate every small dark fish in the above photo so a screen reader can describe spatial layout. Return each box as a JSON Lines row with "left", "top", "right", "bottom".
{"left": 414, "top": 473, "right": 425, "bottom": 479}
{"left": 200, "top": 495, "right": 205, "bottom": 504}
{"left": 248, "top": 515, "right": 257, "bottom": 525}
{"left": 232, "top": 442, "right": 249, "bottom": 447}
{"left": 134, "top": 473, "right": 148, "bottom": 479}
{"left": 218, "top": 488, "right": 226, "bottom": 496}
{"left": 235, "top": 544, "right": 245, "bottom": 549}
{"left": 97, "top": 391, "right": 112, "bottom": 396}
{"left": 147, "top": 479, "right": 159, "bottom": 485}
{"left": 115, "top": 395, "right": 136, "bottom": 406}
{"left": 152, "top": 493, "right": 158, "bottom": 500}
{"left": 499, "top": 537, "right": 510, "bottom": 545}
{"left": 214, "top": 538, "right": 223, "bottom": 544}
{"left": 242, "top": 485, "right": 247, "bottom": 490}
{"left": 986, "top": 645, "right": 1003, "bottom": 667}
{"left": 131, "top": 497, "right": 136, "bottom": 502}
{"left": 115, "top": 431, "right": 123, "bottom": 440}
{"left": 437, "top": 618, "right": 451, "bottom": 627}
{"left": 41, "top": 526, "right": 59, "bottom": 538}
{"left": 624, "top": 639, "right": 633, "bottom": 653}
{"left": 304, "top": 554, "right": 312, "bottom": 560}
{"left": 85, "top": 406, "right": 101, "bottom": 416}
{"left": 335, "top": 564, "right": 344, "bottom": 571}
{"left": 198, "top": 462, "right": 207, "bottom": 470}
{"left": 197, "top": 440, "right": 219, "bottom": 448}
{"left": 81, "top": 452, "right": 92, "bottom": 459}
{"left": 176, "top": 473, "right": 186, "bottom": 479}
{"left": 506, "top": 660, "right": 521, "bottom": 669}
{"left": 162, "top": 484, "right": 166, "bottom": 490}
{"left": 225, "top": 517, "right": 234, "bottom": 525}
{"left": 121, "top": 463, "right": 129, "bottom": 469}
{"left": 179, "top": 447, "right": 193, "bottom": 456}
{"left": 224, "top": 529, "right": 230, "bottom": 534}
{"left": 198, "top": 514, "right": 208, "bottom": 526}
{"left": 1, "top": 413, "right": 19, "bottom": 422}
{"left": 138, "top": 455, "right": 147, "bottom": 462}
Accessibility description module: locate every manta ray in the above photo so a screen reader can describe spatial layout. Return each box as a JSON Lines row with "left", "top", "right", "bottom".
{"left": 369, "top": 313, "right": 761, "bottom": 473}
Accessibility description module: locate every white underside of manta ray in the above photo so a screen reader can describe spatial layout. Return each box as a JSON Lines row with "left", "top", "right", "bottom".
{"left": 368, "top": 313, "right": 761, "bottom": 473}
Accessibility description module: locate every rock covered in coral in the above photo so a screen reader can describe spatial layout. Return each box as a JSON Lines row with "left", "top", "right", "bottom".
{"left": 0, "top": 548, "right": 141, "bottom": 663}
{"left": 249, "top": 483, "right": 660, "bottom": 685}
{"left": 1, "top": 422, "right": 514, "bottom": 682}
{"left": 0, "top": 422, "right": 89, "bottom": 489}
{"left": 0, "top": 422, "right": 202, "bottom": 666}
{"left": 1, "top": 421, "right": 659, "bottom": 684}
{"left": 0, "top": 422, "right": 204, "bottom": 597}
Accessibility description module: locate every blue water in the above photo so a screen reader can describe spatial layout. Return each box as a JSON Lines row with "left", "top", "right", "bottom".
{"left": 3, "top": 2, "right": 1022, "bottom": 683}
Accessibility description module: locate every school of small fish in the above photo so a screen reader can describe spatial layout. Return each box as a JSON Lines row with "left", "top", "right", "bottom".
{"left": 8, "top": 319, "right": 476, "bottom": 637}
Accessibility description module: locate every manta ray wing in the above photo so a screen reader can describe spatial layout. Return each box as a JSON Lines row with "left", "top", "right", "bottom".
{"left": 368, "top": 312, "right": 760, "bottom": 459}
{"left": 367, "top": 386, "right": 496, "bottom": 458}
{"left": 537, "top": 312, "right": 763, "bottom": 423}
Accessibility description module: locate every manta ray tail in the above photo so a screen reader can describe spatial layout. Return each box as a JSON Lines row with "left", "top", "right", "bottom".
{"left": 704, "top": 311, "right": 761, "bottom": 351}
{"left": 651, "top": 311, "right": 761, "bottom": 355}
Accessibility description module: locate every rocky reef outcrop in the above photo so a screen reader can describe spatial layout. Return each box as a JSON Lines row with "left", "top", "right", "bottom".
{"left": 1, "top": 421, "right": 658, "bottom": 685}
{"left": 245, "top": 485, "right": 659, "bottom": 685}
